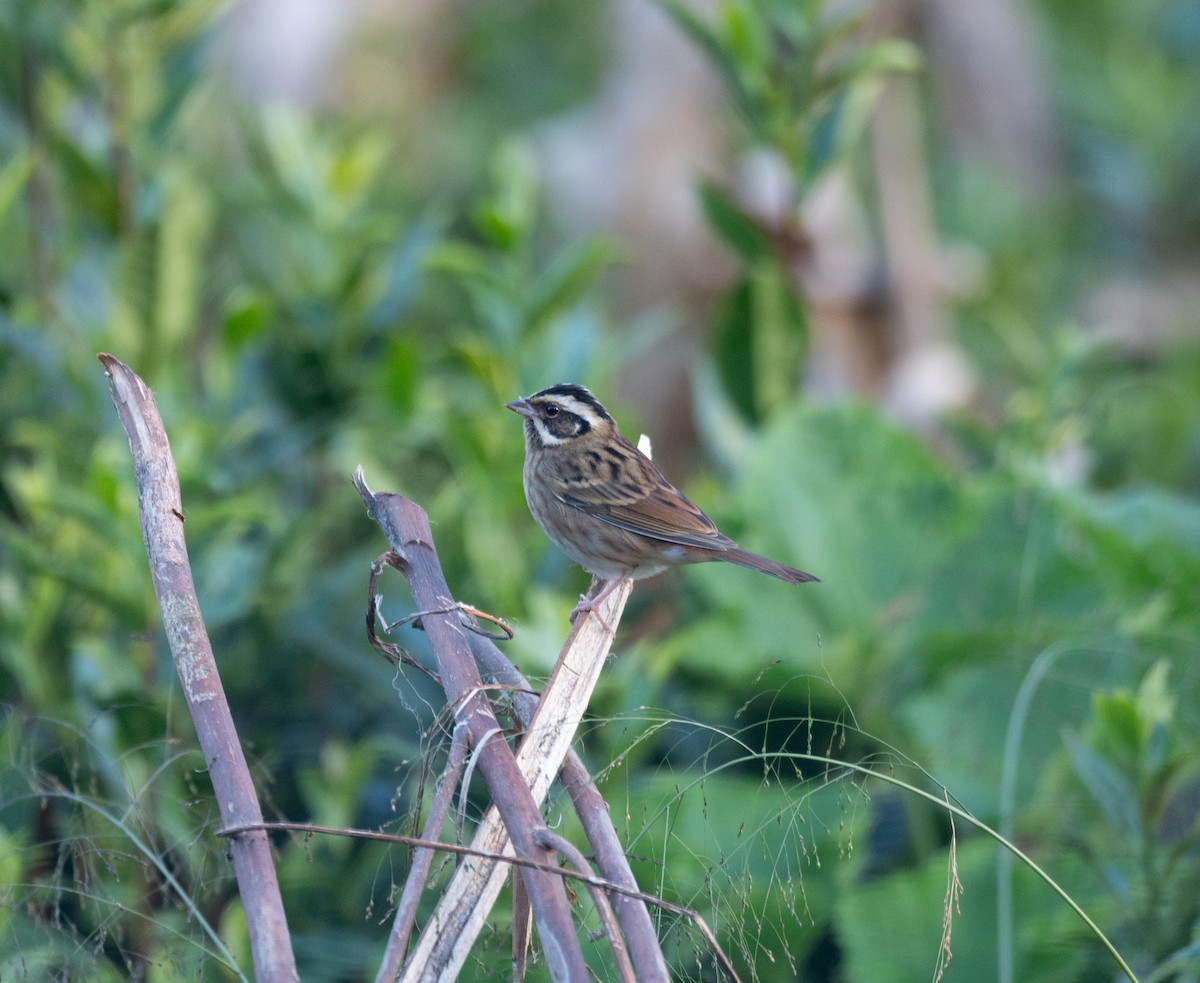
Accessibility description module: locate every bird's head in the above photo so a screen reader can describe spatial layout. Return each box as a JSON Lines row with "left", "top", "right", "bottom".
{"left": 506, "top": 383, "right": 616, "bottom": 448}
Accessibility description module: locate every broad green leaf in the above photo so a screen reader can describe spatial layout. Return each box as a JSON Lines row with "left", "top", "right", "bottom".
{"left": 423, "top": 241, "right": 500, "bottom": 286}
{"left": 1136, "top": 660, "right": 1174, "bottom": 736}
{"left": 475, "top": 138, "right": 539, "bottom": 249}
{"left": 837, "top": 837, "right": 1088, "bottom": 983}
{"left": 156, "top": 164, "right": 214, "bottom": 349}
{"left": 711, "top": 276, "right": 758, "bottom": 419}
{"left": 658, "top": 0, "right": 761, "bottom": 132}
{"left": 1063, "top": 729, "right": 1142, "bottom": 839}
{"left": 0, "top": 148, "right": 32, "bottom": 220}
{"left": 1091, "top": 689, "right": 1146, "bottom": 770}
{"left": 525, "top": 236, "right": 620, "bottom": 332}
{"left": 698, "top": 181, "right": 773, "bottom": 261}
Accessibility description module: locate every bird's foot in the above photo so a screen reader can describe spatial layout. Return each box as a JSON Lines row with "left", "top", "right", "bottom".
{"left": 569, "top": 594, "right": 610, "bottom": 632}
{"left": 568, "top": 576, "right": 626, "bottom": 633}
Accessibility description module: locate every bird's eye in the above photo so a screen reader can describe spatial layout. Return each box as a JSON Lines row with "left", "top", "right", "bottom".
{"left": 544, "top": 403, "right": 559, "bottom": 417}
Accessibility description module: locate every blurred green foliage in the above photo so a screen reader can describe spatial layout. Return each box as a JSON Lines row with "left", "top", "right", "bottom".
{"left": 1, "top": 0, "right": 1199, "bottom": 981}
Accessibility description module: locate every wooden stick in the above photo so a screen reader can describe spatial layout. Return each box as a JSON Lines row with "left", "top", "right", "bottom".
{"left": 99, "top": 354, "right": 298, "bottom": 983}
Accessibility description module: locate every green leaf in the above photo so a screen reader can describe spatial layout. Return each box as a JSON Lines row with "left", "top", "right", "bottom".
{"left": 838, "top": 838, "right": 1088, "bottom": 983}
{"left": 379, "top": 337, "right": 420, "bottom": 416}
{"left": 657, "top": 0, "right": 762, "bottom": 132}
{"left": 1136, "top": 660, "right": 1174, "bottom": 735}
{"left": 525, "top": 236, "right": 620, "bottom": 332}
{"left": 260, "top": 106, "right": 323, "bottom": 212}
{"left": 156, "top": 165, "right": 214, "bottom": 349}
{"left": 474, "top": 139, "right": 539, "bottom": 250}
{"left": 224, "top": 295, "right": 268, "bottom": 350}
{"left": 329, "top": 131, "right": 390, "bottom": 204}
{"left": 1063, "top": 729, "right": 1142, "bottom": 839}
{"left": 698, "top": 181, "right": 773, "bottom": 261}
{"left": 747, "top": 258, "right": 807, "bottom": 415}
{"left": 1136, "top": 660, "right": 1175, "bottom": 772}
{"left": 1065, "top": 486, "right": 1200, "bottom": 630}
{"left": 0, "top": 147, "right": 32, "bottom": 220}
{"left": 720, "top": 2, "right": 765, "bottom": 73}
{"left": 711, "top": 276, "right": 757, "bottom": 419}
{"left": 1091, "top": 690, "right": 1145, "bottom": 769}
{"left": 423, "top": 241, "right": 499, "bottom": 286}
{"left": 804, "top": 91, "right": 845, "bottom": 181}
{"left": 472, "top": 202, "right": 520, "bottom": 251}
{"left": 851, "top": 36, "right": 923, "bottom": 78}
{"left": 675, "top": 405, "right": 967, "bottom": 680}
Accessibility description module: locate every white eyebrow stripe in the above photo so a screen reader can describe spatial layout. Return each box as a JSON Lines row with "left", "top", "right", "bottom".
{"left": 545, "top": 395, "right": 602, "bottom": 425}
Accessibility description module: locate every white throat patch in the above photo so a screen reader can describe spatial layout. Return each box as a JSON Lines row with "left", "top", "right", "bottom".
{"left": 530, "top": 416, "right": 565, "bottom": 445}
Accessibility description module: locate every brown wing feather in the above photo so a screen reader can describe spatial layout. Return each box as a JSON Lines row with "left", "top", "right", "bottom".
{"left": 544, "top": 433, "right": 738, "bottom": 552}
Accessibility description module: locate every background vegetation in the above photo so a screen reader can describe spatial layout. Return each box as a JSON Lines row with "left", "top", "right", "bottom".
{"left": 2, "top": 0, "right": 1199, "bottom": 980}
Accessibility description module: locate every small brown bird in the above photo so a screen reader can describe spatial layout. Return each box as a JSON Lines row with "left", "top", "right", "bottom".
{"left": 507, "top": 383, "right": 818, "bottom": 626}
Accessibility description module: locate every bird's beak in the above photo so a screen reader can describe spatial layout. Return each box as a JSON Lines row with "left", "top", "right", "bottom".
{"left": 506, "top": 398, "right": 536, "bottom": 418}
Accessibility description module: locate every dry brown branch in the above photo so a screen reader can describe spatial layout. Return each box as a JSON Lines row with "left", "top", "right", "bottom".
{"left": 367, "top": 561, "right": 673, "bottom": 980}
{"left": 533, "top": 828, "right": 637, "bottom": 983}
{"left": 98, "top": 354, "right": 298, "bottom": 983}
{"left": 100, "top": 350, "right": 735, "bottom": 981}
{"left": 394, "top": 569, "right": 633, "bottom": 983}
{"left": 465, "top": 633, "right": 673, "bottom": 982}
{"left": 373, "top": 567, "right": 690, "bottom": 980}
{"left": 355, "top": 471, "right": 601, "bottom": 982}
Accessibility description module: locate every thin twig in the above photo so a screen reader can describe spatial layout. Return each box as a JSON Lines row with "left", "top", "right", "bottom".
{"left": 219, "top": 819, "right": 743, "bottom": 981}
{"left": 375, "top": 722, "right": 471, "bottom": 983}
{"left": 512, "top": 871, "right": 532, "bottom": 983}
{"left": 367, "top": 552, "right": 439, "bottom": 680}
{"left": 387, "top": 602, "right": 515, "bottom": 642}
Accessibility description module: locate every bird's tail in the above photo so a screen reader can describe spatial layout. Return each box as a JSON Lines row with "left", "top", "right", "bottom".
{"left": 725, "top": 548, "right": 820, "bottom": 585}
